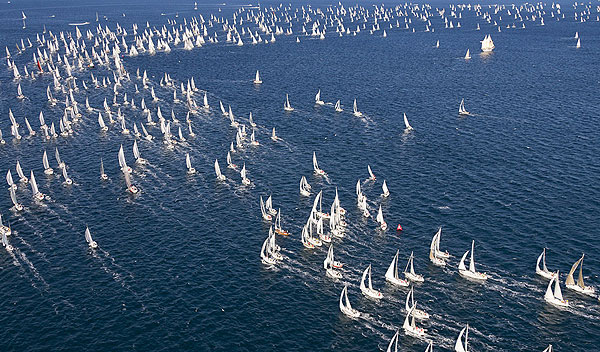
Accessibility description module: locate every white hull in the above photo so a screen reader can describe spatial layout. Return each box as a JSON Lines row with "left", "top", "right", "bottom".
{"left": 459, "top": 269, "right": 488, "bottom": 282}
{"left": 385, "top": 275, "right": 410, "bottom": 287}
{"left": 566, "top": 284, "right": 596, "bottom": 296}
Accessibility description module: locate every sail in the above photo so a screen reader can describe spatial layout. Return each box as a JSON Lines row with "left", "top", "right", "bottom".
{"left": 30, "top": 171, "right": 39, "bottom": 195}
{"left": 214, "top": 159, "right": 222, "bottom": 177}
{"left": 133, "top": 141, "right": 140, "bottom": 160}
{"left": 429, "top": 234, "right": 437, "bottom": 261}
{"left": 544, "top": 277, "right": 555, "bottom": 301}
{"left": 6, "top": 170, "right": 14, "bottom": 186}
{"left": 565, "top": 257, "right": 581, "bottom": 286}
{"left": 386, "top": 250, "right": 399, "bottom": 280}
{"left": 455, "top": 326, "right": 467, "bottom": 352}
{"left": 469, "top": 240, "right": 476, "bottom": 272}
{"left": 403, "top": 113, "right": 413, "bottom": 130}
{"left": 376, "top": 205, "right": 384, "bottom": 224}
{"left": 458, "top": 251, "right": 469, "bottom": 271}
{"left": 554, "top": 271, "right": 564, "bottom": 300}
{"left": 382, "top": 180, "right": 389, "bottom": 195}
{"left": 16, "top": 161, "right": 25, "bottom": 178}
{"left": 577, "top": 255, "right": 585, "bottom": 288}
{"left": 43, "top": 150, "right": 50, "bottom": 169}
{"left": 85, "top": 227, "right": 93, "bottom": 244}
{"left": 186, "top": 153, "right": 192, "bottom": 170}
{"left": 312, "top": 152, "right": 319, "bottom": 171}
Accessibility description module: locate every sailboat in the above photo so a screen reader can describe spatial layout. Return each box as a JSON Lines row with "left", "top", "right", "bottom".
{"left": 313, "top": 152, "right": 325, "bottom": 175}
{"left": 458, "top": 99, "right": 470, "bottom": 115}
{"left": 565, "top": 254, "right": 596, "bottom": 296}
{"left": 376, "top": 205, "right": 387, "bottom": 230}
{"left": 480, "top": 34, "right": 495, "bottom": 52}
{"left": 315, "top": 90, "right": 325, "bottom": 105}
{"left": 85, "top": 227, "right": 98, "bottom": 249}
{"left": 536, "top": 248, "right": 557, "bottom": 280}
{"left": 2, "top": 228, "right": 13, "bottom": 251}
{"left": 284, "top": 94, "right": 294, "bottom": 112}
{"left": 403, "top": 113, "right": 414, "bottom": 131}
{"left": 545, "top": 271, "right": 569, "bottom": 307}
{"left": 576, "top": 38, "right": 581, "bottom": 48}
{"left": 214, "top": 159, "right": 226, "bottom": 181}
{"left": 386, "top": 331, "right": 399, "bottom": 352}
{"left": 260, "top": 233, "right": 277, "bottom": 265}
{"left": 241, "top": 163, "right": 250, "bottom": 185}
{"left": 100, "top": 158, "right": 109, "bottom": 180}
{"left": 6, "top": 170, "right": 16, "bottom": 190}
{"left": 381, "top": 180, "right": 390, "bottom": 197}
{"left": 299, "top": 176, "right": 311, "bottom": 196}
{"left": 403, "top": 305, "right": 426, "bottom": 338}
{"left": 464, "top": 49, "right": 471, "bottom": 59}
{"left": 352, "top": 99, "right": 363, "bottom": 117}
{"left": 9, "top": 186, "right": 23, "bottom": 211}
{"left": 334, "top": 100, "right": 343, "bottom": 112}
{"left": 0, "top": 215, "right": 11, "bottom": 237}
{"left": 271, "top": 127, "right": 278, "bottom": 141}
{"left": 404, "top": 252, "right": 424, "bottom": 282}
{"left": 30, "top": 171, "right": 45, "bottom": 201}
{"left": 436, "top": 40, "right": 440, "bottom": 48}
{"left": 62, "top": 165, "right": 73, "bottom": 185}
{"left": 360, "top": 264, "right": 383, "bottom": 299}
{"left": 385, "top": 250, "right": 410, "bottom": 287}
{"left": 274, "top": 209, "right": 290, "bottom": 236}
{"left": 455, "top": 325, "right": 469, "bottom": 352}
{"left": 367, "top": 165, "right": 376, "bottom": 180}
{"left": 186, "top": 153, "right": 196, "bottom": 174}
{"left": 429, "top": 230, "right": 446, "bottom": 267}
{"left": 43, "top": 150, "right": 54, "bottom": 175}
{"left": 253, "top": 70, "right": 262, "bottom": 84}
{"left": 339, "top": 285, "right": 360, "bottom": 318}
{"left": 406, "top": 286, "right": 429, "bottom": 320}
{"left": 260, "top": 196, "right": 273, "bottom": 221}
{"left": 324, "top": 244, "right": 342, "bottom": 279}
{"left": 16, "top": 161, "right": 28, "bottom": 183}
{"left": 133, "top": 141, "right": 145, "bottom": 164}
{"left": 458, "top": 240, "right": 488, "bottom": 282}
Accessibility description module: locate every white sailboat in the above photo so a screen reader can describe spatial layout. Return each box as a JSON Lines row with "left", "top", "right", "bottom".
{"left": 260, "top": 196, "right": 273, "bottom": 221}
{"left": 464, "top": 49, "right": 471, "bottom": 60}
{"left": 6, "top": 170, "right": 16, "bottom": 190}
{"left": 30, "top": 171, "right": 45, "bottom": 201}
{"left": 284, "top": 94, "right": 294, "bottom": 112}
{"left": 458, "top": 240, "right": 488, "bottom": 282}
{"left": 545, "top": 271, "right": 569, "bottom": 307}
{"left": 299, "top": 176, "right": 311, "bottom": 196}
{"left": 352, "top": 99, "right": 362, "bottom": 117}
{"left": 367, "top": 165, "right": 376, "bottom": 180}
{"left": 253, "top": 70, "right": 262, "bottom": 84}
{"left": 565, "top": 254, "right": 596, "bottom": 296}
{"left": 386, "top": 331, "right": 399, "bottom": 352}
{"left": 406, "top": 286, "right": 430, "bottom": 321}
{"left": 360, "top": 264, "right": 383, "bottom": 299}
{"left": 429, "top": 228, "right": 448, "bottom": 266}
{"left": 385, "top": 250, "right": 410, "bottom": 287}
{"left": 186, "top": 153, "right": 196, "bottom": 174}
{"left": 576, "top": 38, "right": 581, "bottom": 48}
{"left": 455, "top": 325, "right": 469, "bottom": 352}
{"left": 376, "top": 205, "right": 387, "bottom": 230}
{"left": 324, "top": 244, "right": 342, "bottom": 279}
{"left": 536, "top": 248, "right": 557, "bottom": 280}
{"left": 339, "top": 285, "right": 361, "bottom": 318}
{"left": 403, "top": 305, "right": 426, "bottom": 338}
{"left": 403, "top": 113, "right": 414, "bottom": 131}
{"left": 100, "top": 158, "right": 108, "bottom": 180}
{"left": 274, "top": 209, "right": 290, "bottom": 236}
{"left": 241, "top": 163, "right": 250, "bottom": 185}
{"left": 480, "top": 34, "right": 495, "bottom": 52}
{"left": 265, "top": 196, "right": 277, "bottom": 216}
{"left": 315, "top": 90, "right": 325, "bottom": 105}
{"left": 9, "top": 186, "right": 23, "bottom": 211}
{"left": 271, "top": 127, "right": 278, "bottom": 141}
{"left": 404, "top": 251, "right": 424, "bottom": 282}
{"left": 381, "top": 180, "right": 390, "bottom": 197}
{"left": 123, "top": 167, "right": 139, "bottom": 194}
{"left": 458, "top": 98, "right": 470, "bottom": 115}
{"left": 62, "top": 165, "right": 73, "bottom": 185}
{"left": 43, "top": 150, "right": 54, "bottom": 175}
{"left": 16, "top": 161, "right": 28, "bottom": 183}
{"left": 85, "top": 226, "right": 98, "bottom": 249}
{"left": 133, "top": 140, "right": 145, "bottom": 164}
{"left": 214, "top": 159, "right": 226, "bottom": 181}
{"left": 313, "top": 152, "right": 325, "bottom": 175}
{"left": 2, "top": 228, "right": 13, "bottom": 251}
{"left": 334, "top": 100, "right": 342, "bottom": 112}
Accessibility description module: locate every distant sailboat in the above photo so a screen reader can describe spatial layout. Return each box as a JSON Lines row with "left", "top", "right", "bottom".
{"left": 352, "top": 99, "right": 362, "bottom": 117}
{"left": 313, "top": 152, "right": 325, "bottom": 175}
{"left": 458, "top": 240, "right": 488, "bottom": 282}
{"left": 536, "top": 248, "right": 557, "bottom": 280}
{"left": 464, "top": 49, "right": 471, "bottom": 59}
{"left": 214, "top": 159, "right": 226, "bottom": 181}
{"left": 406, "top": 286, "right": 429, "bottom": 320}
{"left": 545, "top": 271, "right": 568, "bottom": 307}
{"left": 381, "top": 180, "right": 390, "bottom": 197}
{"left": 459, "top": 99, "right": 470, "bottom": 115}
{"left": 324, "top": 244, "right": 342, "bottom": 279}
{"left": 61, "top": 165, "right": 72, "bottom": 185}
{"left": 274, "top": 209, "right": 290, "bottom": 236}
{"left": 271, "top": 127, "right": 278, "bottom": 141}
{"left": 386, "top": 331, "right": 399, "bottom": 352}
{"left": 16, "top": 161, "right": 28, "bottom": 183}
{"left": 284, "top": 94, "right": 294, "bottom": 111}
{"left": 299, "top": 176, "right": 311, "bottom": 196}
{"left": 403, "top": 305, "right": 425, "bottom": 338}
{"left": 480, "top": 34, "right": 495, "bottom": 52}
{"left": 403, "top": 113, "right": 414, "bottom": 131}
{"left": 30, "top": 171, "right": 45, "bottom": 201}
{"left": 43, "top": 150, "right": 54, "bottom": 175}
{"left": 360, "top": 264, "right": 383, "bottom": 299}
{"left": 315, "top": 90, "right": 325, "bottom": 105}
{"left": 85, "top": 227, "right": 98, "bottom": 249}
{"left": 100, "top": 158, "right": 108, "bottom": 180}
{"left": 436, "top": 40, "right": 440, "bottom": 48}
{"left": 2, "top": 228, "right": 13, "bottom": 251}
{"left": 565, "top": 254, "right": 595, "bottom": 296}
{"left": 385, "top": 250, "right": 410, "bottom": 287}
{"left": 260, "top": 196, "right": 273, "bottom": 221}
{"left": 367, "top": 165, "right": 376, "bottom": 180}
{"left": 9, "top": 186, "right": 23, "bottom": 211}
{"left": 576, "top": 38, "right": 581, "bottom": 48}
{"left": 253, "top": 70, "right": 262, "bottom": 84}
{"left": 376, "top": 205, "right": 387, "bottom": 230}
{"left": 429, "top": 228, "right": 447, "bottom": 267}
{"left": 186, "top": 153, "right": 196, "bottom": 174}
{"left": 334, "top": 100, "right": 343, "bottom": 112}
{"left": 339, "top": 285, "right": 360, "bottom": 318}
{"left": 241, "top": 163, "right": 250, "bottom": 185}
{"left": 404, "top": 251, "right": 424, "bottom": 282}
{"left": 455, "top": 325, "right": 469, "bottom": 352}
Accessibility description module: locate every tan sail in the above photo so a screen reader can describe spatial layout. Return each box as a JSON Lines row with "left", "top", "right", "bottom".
{"left": 565, "top": 257, "right": 582, "bottom": 286}
{"left": 577, "top": 254, "right": 586, "bottom": 288}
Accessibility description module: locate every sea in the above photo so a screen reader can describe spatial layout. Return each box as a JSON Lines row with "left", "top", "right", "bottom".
{"left": 0, "top": 1, "right": 599, "bottom": 351}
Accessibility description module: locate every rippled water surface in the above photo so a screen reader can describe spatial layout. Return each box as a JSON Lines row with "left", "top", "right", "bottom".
{"left": 0, "top": 1, "right": 599, "bottom": 351}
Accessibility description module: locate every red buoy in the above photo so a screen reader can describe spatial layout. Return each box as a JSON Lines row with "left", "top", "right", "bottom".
{"left": 396, "top": 224, "right": 403, "bottom": 231}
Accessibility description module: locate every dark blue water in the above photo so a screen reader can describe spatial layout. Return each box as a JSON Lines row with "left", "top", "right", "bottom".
{"left": 1, "top": 1, "right": 599, "bottom": 351}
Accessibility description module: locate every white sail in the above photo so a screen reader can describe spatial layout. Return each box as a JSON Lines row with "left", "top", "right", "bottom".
{"left": 382, "top": 180, "right": 390, "bottom": 197}
{"left": 464, "top": 49, "right": 471, "bottom": 59}
{"left": 403, "top": 113, "right": 413, "bottom": 131}
{"left": 455, "top": 325, "right": 468, "bottom": 352}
